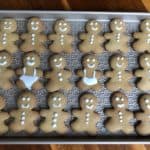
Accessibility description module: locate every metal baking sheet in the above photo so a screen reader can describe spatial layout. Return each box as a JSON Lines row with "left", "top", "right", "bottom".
{"left": 0, "top": 10, "right": 150, "bottom": 144}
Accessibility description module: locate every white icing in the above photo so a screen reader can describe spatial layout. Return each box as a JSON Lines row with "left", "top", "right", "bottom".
{"left": 115, "top": 33, "right": 121, "bottom": 42}
{"left": 60, "top": 34, "right": 64, "bottom": 45}
{"left": 85, "top": 99, "right": 94, "bottom": 110}
{"left": 118, "top": 111, "right": 123, "bottom": 123}
{"left": 57, "top": 72, "right": 64, "bottom": 82}
{"left": 2, "top": 33, "right": 7, "bottom": 45}
{"left": 85, "top": 112, "right": 90, "bottom": 125}
{"left": 83, "top": 69, "right": 97, "bottom": 86}
{"left": 55, "top": 63, "right": 62, "bottom": 68}
{"left": 21, "top": 104, "right": 30, "bottom": 109}
{"left": 59, "top": 27, "right": 67, "bottom": 32}
{"left": 31, "top": 22, "right": 39, "bottom": 31}
{"left": 20, "top": 111, "right": 26, "bottom": 125}
{"left": 117, "top": 104, "right": 125, "bottom": 108}
{"left": 144, "top": 57, "right": 150, "bottom": 67}
{"left": 51, "top": 112, "right": 58, "bottom": 128}
{"left": 87, "top": 63, "right": 95, "bottom": 68}
{"left": 31, "top": 33, "right": 36, "bottom": 45}
{"left": 117, "top": 71, "right": 122, "bottom": 81}
{"left": 115, "top": 97, "right": 120, "bottom": 101}
{"left": 89, "top": 34, "right": 95, "bottom": 45}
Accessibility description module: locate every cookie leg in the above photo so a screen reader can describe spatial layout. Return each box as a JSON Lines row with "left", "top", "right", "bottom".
{"left": 65, "top": 45, "right": 73, "bottom": 53}
{"left": 10, "top": 123, "right": 23, "bottom": 133}
{"left": 26, "top": 125, "right": 38, "bottom": 133}
{"left": 106, "top": 82, "right": 118, "bottom": 92}
{"left": 65, "top": 83, "right": 73, "bottom": 91}
{"left": 94, "top": 46, "right": 103, "bottom": 54}
{"left": 105, "top": 122, "right": 120, "bottom": 133}
{"left": 105, "top": 43, "right": 115, "bottom": 52}
{"left": 20, "top": 43, "right": 32, "bottom": 52}
{"left": 16, "top": 80, "right": 26, "bottom": 90}
{"left": 32, "top": 81, "right": 43, "bottom": 90}
{"left": 0, "top": 125, "right": 8, "bottom": 134}
{"left": 37, "top": 45, "right": 46, "bottom": 54}
{"left": 76, "top": 81, "right": 89, "bottom": 90}
{"left": 46, "top": 82, "right": 59, "bottom": 92}
{"left": 137, "top": 81, "right": 149, "bottom": 91}
{"left": 133, "top": 42, "right": 145, "bottom": 52}
{"left": 123, "top": 83, "right": 132, "bottom": 92}
{"left": 121, "top": 45, "right": 129, "bottom": 53}
{"left": 2, "top": 82, "right": 13, "bottom": 90}
{"left": 123, "top": 125, "right": 134, "bottom": 134}
{"left": 8, "top": 45, "right": 18, "bottom": 53}
{"left": 49, "top": 44, "right": 62, "bottom": 53}
{"left": 79, "top": 44, "right": 90, "bottom": 53}
{"left": 136, "top": 124, "right": 149, "bottom": 136}
{"left": 92, "top": 84, "right": 101, "bottom": 91}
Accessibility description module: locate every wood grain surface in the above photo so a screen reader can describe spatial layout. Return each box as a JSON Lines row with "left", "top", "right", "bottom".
{"left": 0, "top": 0, "right": 149, "bottom": 149}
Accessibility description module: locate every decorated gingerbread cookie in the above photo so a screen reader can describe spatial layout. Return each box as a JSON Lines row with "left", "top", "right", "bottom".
{"left": 0, "top": 95, "right": 9, "bottom": 134}
{"left": 135, "top": 94, "right": 150, "bottom": 135}
{"left": 45, "top": 54, "right": 72, "bottom": 92}
{"left": 16, "top": 52, "right": 43, "bottom": 90}
{"left": 133, "top": 19, "right": 150, "bottom": 52}
{"left": 71, "top": 93, "right": 99, "bottom": 134}
{"left": 9, "top": 91, "right": 39, "bottom": 133}
{"left": 0, "top": 51, "right": 15, "bottom": 90}
{"left": 40, "top": 92, "right": 69, "bottom": 134}
{"left": 48, "top": 19, "right": 74, "bottom": 53}
{"left": 104, "top": 18, "right": 129, "bottom": 52}
{"left": 135, "top": 53, "right": 150, "bottom": 91}
{"left": 20, "top": 17, "right": 47, "bottom": 54}
{"left": 105, "top": 92, "right": 134, "bottom": 134}
{"left": 105, "top": 54, "right": 133, "bottom": 92}
{"left": 76, "top": 54, "right": 102, "bottom": 90}
{"left": 79, "top": 20, "right": 105, "bottom": 53}
{"left": 0, "top": 18, "right": 19, "bottom": 53}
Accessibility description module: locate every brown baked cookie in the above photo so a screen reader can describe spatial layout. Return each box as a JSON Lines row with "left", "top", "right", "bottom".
{"left": 45, "top": 54, "right": 72, "bottom": 92}
{"left": 76, "top": 54, "right": 102, "bottom": 91}
{"left": 135, "top": 94, "right": 150, "bottom": 135}
{"left": 0, "top": 51, "right": 15, "bottom": 90}
{"left": 105, "top": 92, "right": 134, "bottom": 134}
{"left": 104, "top": 18, "right": 129, "bottom": 53}
{"left": 135, "top": 52, "right": 150, "bottom": 91}
{"left": 9, "top": 91, "right": 39, "bottom": 133}
{"left": 79, "top": 20, "right": 105, "bottom": 54}
{"left": 0, "top": 18, "right": 19, "bottom": 53}
{"left": 16, "top": 52, "right": 43, "bottom": 90}
{"left": 133, "top": 19, "right": 150, "bottom": 52}
{"left": 0, "top": 95, "right": 9, "bottom": 134}
{"left": 40, "top": 92, "right": 69, "bottom": 134}
{"left": 105, "top": 54, "right": 133, "bottom": 92}
{"left": 48, "top": 19, "right": 74, "bottom": 53}
{"left": 71, "top": 93, "right": 99, "bottom": 135}
{"left": 20, "top": 17, "right": 47, "bottom": 54}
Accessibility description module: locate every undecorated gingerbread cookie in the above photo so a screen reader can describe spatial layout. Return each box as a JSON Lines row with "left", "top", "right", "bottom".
{"left": 49, "top": 19, "right": 74, "bottom": 53}
{"left": 133, "top": 19, "right": 150, "bottom": 52}
{"left": 76, "top": 54, "right": 102, "bottom": 90}
{"left": 104, "top": 18, "right": 129, "bottom": 52}
{"left": 71, "top": 93, "right": 99, "bottom": 134}
{"left": 16, "top": 52, "right": 43, "bottom": 90}
{"left": 105, "top": 92, "right": 134, "bottom": 134}
{"left": 135, "top": 52, "right": 150, "bottom": 91}
{"left": 45, "top": 54, "right": 72, "bottom": 92}
{"left": 0, "top": 51, "right": 15, "bottom": 90}
{"left": 10, "top": 91, "right": 39, "bottom": 133}
{"left": 20, "top": 17, "right": 47, "bottom": 54}
{"left": 40, "top": 92, "right": 69, "bottom": 134}
{"left": 79, "top": 20, "right": 105, "bottom": 53}
{"left": 0, "top": 95, "right": 9, "bottom": 134}
{"left": 105, "top": 54, "right": 133, "bottom": 92}
{"left": 135, "top": 94, "right": 150, "bottom": 135}
{"left": 0, "top": 18, "right": 19, "bottom": 53}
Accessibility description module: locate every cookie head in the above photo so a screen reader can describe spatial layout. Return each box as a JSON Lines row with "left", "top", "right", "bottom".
{"left": 48, "top": 92, "right": 66, "bottom": 109}
{"left": 86, "top": 20, "right": 101, "bottom": 33}
{"left": 82, "top": 54, "right": 98, "bottom": 69}
{"left": 54, "top": 19, "right": 71, "bottom": 34}
{"left": 0, "top": 18, "right": 17, "bottom": 32}
{"left": 0, "top": 51, "right": 11, "bottom": 68}
{"left": 80, "top": 93, "right": 97, "bottom": 111}
{"left": 139, "top": 53, "right": 150, "bottom": 68}
{"left": 50, "top": 54, "right": 66, "bottom": 69}
{"left": 110, "top": 18, "right": 126, "bottom": 32}
{"left": 140, "top": 19, "right": 150, "bottom": 33}
{"left": 17, "top": 92, "right": 37, "bottom": 109}
{"left": 0, "top": 96, "right": 6, "bottom": 110}
{"left": 110, "top": 54, "right": 127, "bottom": 70}
{"left": 139, "top": 94, "right": 150, "bottom": 111}
{"left": 111, "top": 92, "right": 128, "bottom": 109}
{"left": 23, "top": 52, "right": 40, "bottom": 67}
{"left": 27, "top": 17, "right": 44, "bottom": 33}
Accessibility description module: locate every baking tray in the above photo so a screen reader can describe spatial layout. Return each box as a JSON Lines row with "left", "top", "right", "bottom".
{"left": 0, "top": 10, "right": 150, "bottom": 144}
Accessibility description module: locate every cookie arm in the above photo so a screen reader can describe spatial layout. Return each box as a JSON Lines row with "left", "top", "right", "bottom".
{"left": 79, "top": 33, "right": 87, "bottom": 40}
{"left": 105, "top": 109, "right": 113, "bottom": 117}
{"left": 104, "top": 71, "right": 113, "bottom": 77}
{"left": 20, "top": 33, "right": 28, "bottom": 39}
{"left": 16, "top": 68, "right": 23, "bottom": 75}
{"left": 37, "top": 69, "right": 43, "bottom": 77}
{"left": 104, "top": 33, "right": 112, "bottom": 39}
{"left": 40, "top": 34, "right": 47, "bottom": 42}
{"left": 72, "top": 110, "right": 81, "bottom": 118}
{"left": 12, "top": 33, "right": 19, "bottom": 41}
{"left": 98, "top": 36, "right": 105, "bottom": 42}
{"left": 135, "top": 112, "right": 144, "bottom": 120}
{"left": 10, "top": 110, "right": 17, "bottom": 117}
{"left": 76, "top": 69, "right": 83, "bottom": 77}
{"left": 40, "top": 109, "right": 49, "bottom": 117}
{"left": 135, "top": 69, "right": 143, "bottom": 77}
{"left": 7, "top": 69, "right": 15, "bottom": 77}
{"left": 96, "top": 71, "right": 102, "bottom": 78}
{"left": 48, "top": 34, "right": 57, "bottom": 40}
{"left": 133, "top": 32, "right": 142, "bottom": 39}
{"left": 45, "top": 71, "right": 52, "bottom": 78}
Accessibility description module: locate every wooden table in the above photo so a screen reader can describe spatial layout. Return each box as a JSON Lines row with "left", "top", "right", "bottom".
{"left": 0, "top": 0, "right": 150, "bottom": 149}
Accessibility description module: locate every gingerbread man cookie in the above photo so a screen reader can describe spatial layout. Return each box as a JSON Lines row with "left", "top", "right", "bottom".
{"left": 135, "top": 94, "right": 150, "bottom": 135}
{"left": 105, "top": 54, "right": 133, "bottom": 92}
{"left": 49, "top": 19, "right": 74, "bottom": 53}
{"left": 0, "top": 95, "right": 9, "bottom": 134}
{"left": 76, "top": 54, "right": 102, "bottom": 90}
{"left": 0, "top": 51, "right": 15, "bottom": 90}
{"left": 105, "top": 92, "right": 134, "bottom": 134}
{"left": 45, "top": 54, "right": 72, "bottom": 92}
{"left": 104, "top": 18, "right": 129, "bottom": 52}
{"left": 133, "top": 19, "right": 150, "bottom": 52}
{"left": 10, "top": 91, "right": 39, "bottom": 133}
{"left": 20, "top": 17, "right": 47, "bottom": 54}
{"left": 0, "top": 18, "right": 19, "bottom": 53}
{"left": 79, "top": 20, "right": 105, "bottom": 54}
{"left": 40, "top": 92, "right": 69, "bottom": 134}
{"left": 71, "top": 93, "right": 99, "bottom": 134}
{"left": 16, "top": 52, "right": 43, "bottom": 90}
{"left": 135, "top": 53, "right": 150, "bottom": 91}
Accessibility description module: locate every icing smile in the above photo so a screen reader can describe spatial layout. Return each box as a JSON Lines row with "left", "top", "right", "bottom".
{"left": 116, "top": 62, "right": 123, "bottom": 68}
{"left": 27, "top": 61, "right": 35, "bottom": 66}
{"left": 115, "top": 26, "right": 123, "bottom": 31}
{"left": 56, "top": 63, "right": 62, "bottom": 68}
{"left": 87, "top": 64, "right": 95, "bottom": 68}
{"left": 59, "top": 27, "right": 67, "bottom": 32}
{"left": 117, "top": 104, "right": 125, "bottom": 108}
{"left": 32, "top": 26, "right": 38, "bottom": 31}
{"left": 0, "top": 61, "right": 7, "bottom": 66}
{"left": 91, "top": 27, "right": 98, "bottom": 31}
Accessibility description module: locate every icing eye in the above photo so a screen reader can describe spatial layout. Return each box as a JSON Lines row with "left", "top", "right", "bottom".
{"left": 27, "top": 97, "right": 31, "bottom": 101}
{"left": 85, "top": 99, "right": 89, "bottom": 103}
{"left": 92, "top": 58, "right": 96, "bottom": 62}
{"left": 27, "top": 56, "right": 31, "bottom": 60}
{"left": 90, "top": 22, "right": 94, "bottom": 26}
{"left": 0, "top": 56, "right": 2, "bottom": 59}
{"left": 31, "top": 21, "right": 35, "bottom": 25}
{"left": 90, "top": 99, "right": 93, "bottom": 103}
{"left": 59, "top": 22, "right": 62, "bottom": 26}
{"left": 114, "top": 21, "right": 118, "bottom": 25}
{"left": 4, "top": 22, "right": 7, "bottom": 25}
{"left": 59, "top": 57, "right": 63, "bottom": 61}
{"left": 120, "top": 21, "right": 123, "bottom": 25}
{"left": 121, "top": 97, "right": 124, "bottom": 101}
{"left": 144, "top": 57, "right": 149, "bottom": 61}
{"left": 63, "top": 23, "right": 67, "bottom": 26}
{"left": 36, "top": 22, "right": 39, "bottom": 25}
{"left": 3, "top": 56, "right": 6, "bottom": 59}
{"left": 9, "top": 22, "right": 12, "bottom": 25}
{"left": 87, "top": 58, "right": 90, "bottom": 62}
{"left": 146, "top": 22, "right": 150, "bottom": 26}
{"left": 22, "top": 97, "right": 26, "bottom": 101}
{"left": 58, "top": 97, "right": 61, "bottom": 101}
{"left": 121, "top": 57, "right": 124, "bottom": 60}
{"left": 53, "top": 97, "right": 57, "bottom": 101}
{"left": 117, "top": 57, "right": 120, "bottom": 60}
{"left": 94, "top": 22, "right": 98, "bottom": 25}
{"left": 145, "top": 99, "right": 149, "bottom": 103}
{"left": 54, "top": 59, "right": 57, "bottom": 62}
{"left": 115, "top": 97, "right": 120, "bottom": 101}
{"left": 32, "top": 57, "right": 35, "bottom": 60}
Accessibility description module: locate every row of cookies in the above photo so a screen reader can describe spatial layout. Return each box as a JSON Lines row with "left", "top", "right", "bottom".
{"left": 0, "top": 91, "right": 149, "bottom": 136}
{"left": 0, "top": 50, "right": 149, "bottom": 92}
{"left": 1, "top": 17, "right": 150, "bottom": 54}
